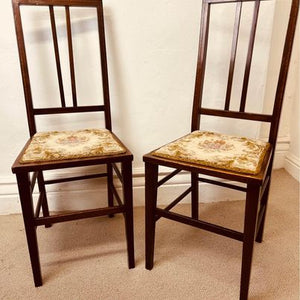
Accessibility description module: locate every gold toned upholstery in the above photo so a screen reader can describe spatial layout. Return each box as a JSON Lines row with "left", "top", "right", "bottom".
{"left": 20, "top": 129, "right": 126, "bottom": 163}
{"left": 152, "top": 131, "right": 270, "bottom": 174}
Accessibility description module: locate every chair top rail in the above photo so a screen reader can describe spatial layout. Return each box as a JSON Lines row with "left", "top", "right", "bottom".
{"left": 33, "top": 105, "right": 105, "bottom": 115}
{"left": 200, "top": 108, "right": 273, "bottom": 122}
{"left": 14, "top": 0, "right": 100, "bottom": 7}
{"left": 205, "top": 0, "right": 270, "bottom": 4}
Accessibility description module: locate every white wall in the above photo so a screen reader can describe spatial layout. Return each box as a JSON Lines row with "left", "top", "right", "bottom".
{"left": 0, "top": 0, "right": 297, "bottom": 214}
{"left": 285, "top": 21, "right": 299, "bottom": 180}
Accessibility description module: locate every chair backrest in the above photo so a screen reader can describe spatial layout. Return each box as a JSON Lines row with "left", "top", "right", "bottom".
{"left": 191, "top": 0, "right": 299, "bottom": 146}
{"left": 12, "top": 0, "right": 112, "bottom": 136}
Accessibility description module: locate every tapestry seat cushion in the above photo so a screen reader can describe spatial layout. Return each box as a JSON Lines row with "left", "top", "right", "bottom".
{"left": 20, "top": 129, "right": 126, "bottom": 163}
{"left": 152, "top": 131, "right": 270, "bottom": 175}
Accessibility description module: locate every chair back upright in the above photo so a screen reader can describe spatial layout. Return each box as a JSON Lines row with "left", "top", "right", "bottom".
{"left": 191, "top": 0, "right": 299, "bottom": 147}
{"left": 12, "top": 0, "right": 112, "bottom": 137}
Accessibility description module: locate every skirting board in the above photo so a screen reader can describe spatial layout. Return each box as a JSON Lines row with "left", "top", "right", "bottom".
{"left": 0, "top": 167, "right": 245, "bottom": 215}
{"left": 284, "top": 153, "right": 300, "bottom": 181}
{"left": 0, "top": 137, "right": 293, "bottom": 215}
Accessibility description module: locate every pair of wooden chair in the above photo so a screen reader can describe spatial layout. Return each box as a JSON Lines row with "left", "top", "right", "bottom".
{"left": 12, "top": 0, "right": 298, "bottom": 299}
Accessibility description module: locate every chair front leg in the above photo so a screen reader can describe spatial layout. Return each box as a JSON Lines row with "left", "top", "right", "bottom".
{"left": 240, "top": 183, "right": 260, "bottom": 300}
{"left": 191, "top": 172, "right": 199, "bottom": 219}
{"left": 145, "top": 162, "right": 159, "bottom": 270}
{"left": 16, "top": 172, "right": 42, "bottom": 287}
{"left": 121, "top": 160, "right": 135, "bottom": 269}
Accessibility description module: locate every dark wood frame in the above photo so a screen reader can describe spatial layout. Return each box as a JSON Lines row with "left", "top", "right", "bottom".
{"left": 11, "top": 0, "right": 135, "bottom": 287}
{"left": 144, "top": 0, "right": 299, "bottom": 299}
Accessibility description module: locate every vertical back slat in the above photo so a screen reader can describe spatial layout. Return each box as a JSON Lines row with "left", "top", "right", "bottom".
{"left": 65, "top": 6, "right": 77, "bottom": 107}
{"left": 49, "top": 6, "right": 66, "bottom": 107}
{"left": 191, "top": 2, "right": 211, "bottom": 131}
{"left": 239, "top": 0, "right": 260, "bottom": 112}
{"left": 12, "top": 2, "right": 37, "bottom": 136}
{"left": 224, "top": 2, "right": 242, "bottom": 110}
{"left": 97, "top": 3, "right": 112, "bottom": 130}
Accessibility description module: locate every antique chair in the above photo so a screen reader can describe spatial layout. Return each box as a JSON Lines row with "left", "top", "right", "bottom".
{"left": 144, "top": 0, "right": 298, "bottom": 299}
{"left": 11, "top": 0, "right": 134, "bottom": 287}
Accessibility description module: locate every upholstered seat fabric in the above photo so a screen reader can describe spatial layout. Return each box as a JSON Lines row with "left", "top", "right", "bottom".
{"left": 152, "top": 131, "right": 270, "bottom": 174}
{"left": 20, "top": 129, "right": 126, "bottom": 163}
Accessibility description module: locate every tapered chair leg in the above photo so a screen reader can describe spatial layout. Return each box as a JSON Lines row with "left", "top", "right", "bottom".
{"left": 107, "top": 163, "right": 114, "bottom": 218}
{"left": 37, "top": 171, "right": 51, "bottom": 228}
{"left": 191, "top": 172, "right": 199, "bottom": 219}
{"left": 240, "top": 183, "right": 260, "bottom": 300}
{"left": 121, "top": 161, "right": 135, "bottom": 269}
{"left": 255, "top": 177, "right": 271, "bottom": 243}
{"left": 145, "top": 162, "right": 159, "bottom": 270}
{"left": 16, "top": 172, "right": 42, "bottom": 287}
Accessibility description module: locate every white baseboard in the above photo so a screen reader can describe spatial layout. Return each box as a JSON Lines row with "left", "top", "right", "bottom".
{"left": 0, "top": 167, "right": 245, "bottom": 215}
{"left": 271, "top": 136, "right": 290, "bottom": 169}
{"left": 284, "top": 153, "right": 300, "bottom": 181}
{"left": 0, "top": 137, "right": 290, "bottom": 215}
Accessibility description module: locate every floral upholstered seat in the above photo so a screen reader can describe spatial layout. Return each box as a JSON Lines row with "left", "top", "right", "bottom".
{"left": 20, "top": 129, "right": 126, "bottom": 163}
{"left": 152, "top": 131, "right": 270, "bottom": 175}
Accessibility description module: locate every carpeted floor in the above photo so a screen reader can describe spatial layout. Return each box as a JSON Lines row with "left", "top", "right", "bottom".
{"left": 0, "top": 169, "right": 298, "bottom": 299}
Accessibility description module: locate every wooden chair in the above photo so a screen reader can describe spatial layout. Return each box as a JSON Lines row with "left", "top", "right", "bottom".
{"left": 144, "top": 0, "right": 298, "bottom": 299}
{"left": 11, "top": 0, "right": 134, "bottom": 287}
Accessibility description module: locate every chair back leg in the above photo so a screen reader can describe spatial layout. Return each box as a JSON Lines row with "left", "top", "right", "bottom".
{"left": 37, "top": 171, "right": 51, "bottom": 228}
{"left": 256, "top": 166, "right": 272, "bottom": 243}
{"left": 107, "top": 163, "right": 115, "bottom": 218}
{"left": 255, "top": 179, "right": 271, "bottom": 243}
{"left": 191, "top": 173, "right": 199, "bottom": 219}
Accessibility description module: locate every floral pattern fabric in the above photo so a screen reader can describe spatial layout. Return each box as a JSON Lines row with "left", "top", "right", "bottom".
{"left": 20, "top": 129, "right": 126, "bottom": 163}
{"left": 152, "top": 131, "right": 270, "bottom": 174}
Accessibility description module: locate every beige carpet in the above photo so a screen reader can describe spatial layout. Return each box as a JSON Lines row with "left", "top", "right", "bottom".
{"left": 0, "top": 169, "right": 298, "bottom": 299}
